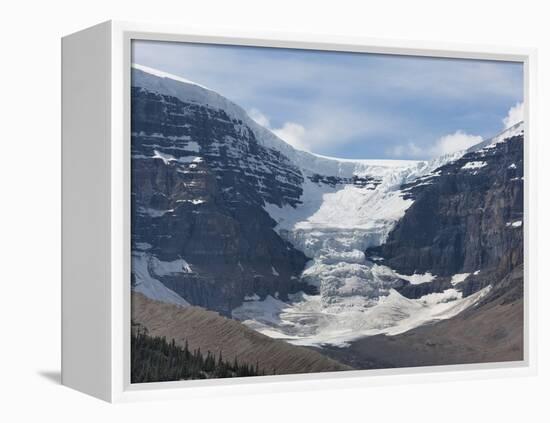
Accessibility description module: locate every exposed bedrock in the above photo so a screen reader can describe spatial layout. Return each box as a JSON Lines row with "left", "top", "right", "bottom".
{"left": 367, "top": 135, "right": 524, "bottom": 289}
{"left": 131, "top": 86, "right": 312, "bottom": 315}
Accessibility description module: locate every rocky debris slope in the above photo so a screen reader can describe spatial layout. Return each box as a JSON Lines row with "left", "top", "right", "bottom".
{"left": 132, "top": 293, "right": 352, "bottom": 375}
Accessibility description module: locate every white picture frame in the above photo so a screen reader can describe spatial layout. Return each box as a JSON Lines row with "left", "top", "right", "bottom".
{"left": 61, "top": 20, "right": 538, "bottom": 403}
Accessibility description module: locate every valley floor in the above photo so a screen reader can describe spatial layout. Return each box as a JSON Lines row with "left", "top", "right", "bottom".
{"left": 132, "top": 280, "right": 523, "bottom": 380}
{"left": 318, "top": 293, "right": 523, "bottom": 369}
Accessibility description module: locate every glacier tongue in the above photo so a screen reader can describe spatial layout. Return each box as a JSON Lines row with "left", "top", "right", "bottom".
{"left": 234, "top": 153, "right": 485, "bottom": 346}
{"left": 263, "top": 158, "right": 444, "bottom": 302}
{"left": 265, "top": 173, "right": 414, "bottom": 305}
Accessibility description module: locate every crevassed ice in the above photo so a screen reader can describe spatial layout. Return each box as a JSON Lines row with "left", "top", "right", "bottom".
{"left": 242, "top": 154, "right": 485, "bottom": 346}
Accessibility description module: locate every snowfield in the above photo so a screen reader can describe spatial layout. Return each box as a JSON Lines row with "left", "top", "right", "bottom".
{"left": 233, "top": 286, "right": 491, "bottom": 347}
{"left": 132, "top": 252, "right": 190, "bottom": 307}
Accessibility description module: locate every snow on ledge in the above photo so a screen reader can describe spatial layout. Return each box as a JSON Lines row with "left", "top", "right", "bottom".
{"left": 462, "top": 161, "right": 487, "bottom": 170}
{"left": 395, "top": 271, "right": 436, "bottom": 285}
{"left": 506, "top": 220, "right": 523, "bottom": 228}
{"left": 451, "top": 273, "right": 471, "bottom": 286}
{"left": 132, "top": 252, "right": 189, "bottom": 307}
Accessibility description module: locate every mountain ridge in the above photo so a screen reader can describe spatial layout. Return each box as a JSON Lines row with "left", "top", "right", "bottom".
{"left": 132, "top": 65, "right": 431, "bottom": 178}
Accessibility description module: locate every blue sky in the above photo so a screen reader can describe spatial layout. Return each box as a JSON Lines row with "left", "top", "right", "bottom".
{"left": 132, "top": 40, "right": 524, "bottom": 160}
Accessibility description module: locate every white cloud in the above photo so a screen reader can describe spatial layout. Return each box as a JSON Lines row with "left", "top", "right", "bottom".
{"left": 249, "top": 107, "right": 390, "bottom": 153}
{"left": 502, "top": 102, "right": 524, "bottom": 129}
{"left": 272, "top": 122, "right": 308, "bottom": 151}
{"left": 248, "top": 108, "right": 271, "bottom": 128}
{"left": 389, "top": 130, "right": 482, "bottom": 159}
{"left": 390, "top": 100, "right": 523, "bottom": 159}
{"left": 248, "top": 108, "right": 310, "bottom": 151}
{"left": 135, "top": 41, "right": 523, "bottom": 159}
{"left": 387, "top": 142, "right": 423, "bottom": 158}
{"left": 429, "top": 131, "right": 483, "bottom": 156}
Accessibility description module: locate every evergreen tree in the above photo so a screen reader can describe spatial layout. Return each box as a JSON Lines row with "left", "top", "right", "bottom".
{"left": 131, "top": 327, "right": 263, "bottom": 383}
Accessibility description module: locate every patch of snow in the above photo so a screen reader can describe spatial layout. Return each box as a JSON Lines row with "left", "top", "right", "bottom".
{"left": 132, "top": 131, "right": 192, "bottom": 142}
{"left": 134, "top": 242, "right": 152, "bottom": 251}
{"left": 152, "top": 150, "right": 177, "bottom": 165}
{"left": 185, "top": 141, "right": 200, "bottom": 152}
{"left": 133, "top": 64, "right": 210, "bottom": 90}
{"left": 473, "top": 270, "right": 481, "bottom": 275}
{"left": 508, "top": 163, "right": 517, "bottom": 169}
{"left": 233, "top": 295, "right": 289, "bottom": 325}
{"left": 461, "top": 161, "right": 487, "bottom": 170}
{"left": 149, "top": 256, "right": 193, "bottom": 276}
{"left": 176, "top": 199, "right": 205, "bottom": 205}
{"left": 137, "top": 207, "right": 174, "bottom": 217}
{"left": 131, "top": 252, "right": 189, "bottom": 306}
{"left": 506, "top": 220, "right": 523, "bottom": 228}
{"left": 244, "top": 293, "right": 261, "bottom": 301}
{"left": 488, "top": 122, "right": 524, "bottom": 146}
{"left": 450, "top": 272, "right": 471, "bottom": 286}
{"left": 271, "top": 266, "right": 280, "bottom": 277}
{"left": 177, "top": 156, "right": 203, "bottom": 164}
{"left": 475, "top": 121, "right": 524, "bottom": 152}
{"left": 395, "top": 271, "right": 436, "bottom": 285}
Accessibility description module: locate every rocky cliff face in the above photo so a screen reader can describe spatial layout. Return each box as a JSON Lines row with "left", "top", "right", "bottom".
{"left": 131, "top": 80, "right": 313, "bottom": 315}
{"left": 367, "top": 125, "right": 524, "bottom": 294}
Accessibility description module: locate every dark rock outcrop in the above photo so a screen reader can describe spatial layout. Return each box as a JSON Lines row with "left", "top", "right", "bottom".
{"left": 396, "top": 277, "right": 453, "bottom": 299}
{"left": 308, "top": 173, "right": 381, "bottom": 189}
{"left": 367, "top": 134, "right": 524, "bottom": 286}
{"left": 131, "top": 84, "right": 313, "bottom": 315}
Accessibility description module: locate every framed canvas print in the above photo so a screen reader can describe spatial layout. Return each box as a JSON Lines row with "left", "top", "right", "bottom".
{"left": 61, "top": 21, "right": 537, "bottom": 402}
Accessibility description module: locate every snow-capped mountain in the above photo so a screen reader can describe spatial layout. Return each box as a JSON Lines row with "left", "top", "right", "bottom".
{"left": 130, "top": 64, "right": 523, "bottom": 347}
{"left": 131, "top": 64, "right": 425, "bottom": 313}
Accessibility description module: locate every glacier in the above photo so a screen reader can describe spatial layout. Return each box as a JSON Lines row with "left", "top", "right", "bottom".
{"left": 232, "top": 286, "right": 492, "bottom": 347}
{"left": 235, "top": 153, "right": 487, "bottom": 347}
